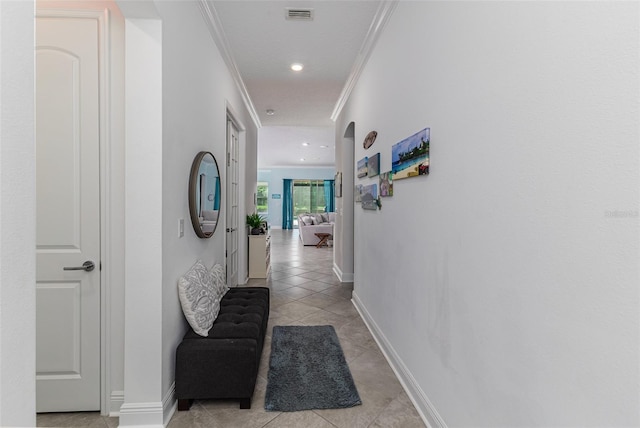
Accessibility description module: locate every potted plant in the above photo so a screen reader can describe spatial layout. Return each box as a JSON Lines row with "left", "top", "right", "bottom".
{"left": 246, "top": 213, "right": 265, "bottom": 235}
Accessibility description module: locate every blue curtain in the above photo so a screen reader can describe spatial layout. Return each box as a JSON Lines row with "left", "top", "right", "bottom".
{"left": 282, "top": 179, "right": 293, "bottom": 229}
{"left": 213, "top": 177, "right": 221, "bottom": 211}
{"left": 324, "top": 180, "right": 335, "bottom": 212}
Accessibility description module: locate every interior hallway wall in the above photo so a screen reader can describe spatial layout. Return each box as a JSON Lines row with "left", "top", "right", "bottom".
{"left": 337, "top": 2, "right": 639, "bottom": 426}
{"left": 0, "top": 1, "right": 36, "bottom": 426}
{"left": 120, "top": 1, "right": 259, "bottom": 425}
{"left": 333, "top": 123, "right": 355, "bottom": 282}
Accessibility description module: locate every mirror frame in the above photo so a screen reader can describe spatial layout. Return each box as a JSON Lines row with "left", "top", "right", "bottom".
{"left": 188, "top": 151, "right": 221, "bottom": 238}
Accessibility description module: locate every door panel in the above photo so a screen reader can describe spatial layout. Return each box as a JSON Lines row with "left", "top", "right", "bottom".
{"left": 36, "top": 282, "right": 81, "bottom": 375}
{"left": 36, "top": 16, "right": 101, "bottom": 412}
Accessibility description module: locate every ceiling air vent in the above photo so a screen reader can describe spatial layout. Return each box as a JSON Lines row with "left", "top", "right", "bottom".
{"left": 285, "top": 8, "right": 314, "bottom": 21}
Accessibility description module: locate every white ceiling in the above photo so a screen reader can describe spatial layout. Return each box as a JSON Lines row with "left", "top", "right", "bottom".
{"left": 258, "top": 126, "right": 335, "bottom": 168}
{"left": 211, "top": 0, "right": 384, "bottom": 168}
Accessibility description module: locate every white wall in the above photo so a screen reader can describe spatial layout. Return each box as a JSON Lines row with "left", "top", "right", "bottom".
{"left": 333, "top": 123, "right": 355, "bottom": 282}
{"left": 120, "top": 1, "right": 258, "bottom": 425}
{"left": 0, "top": 1, "right": 36, "bottom": 426}
{"left": 155, "top": 0, "right": 257, "bottom": 410}
{"left": 121, "top": 15, "right": 164, "bottom": 427}
{"left": 258, "top": 167, "right": 336, "bottom": 228}
{"left": 239, "top": 112, "right": 257, "bottom": 285}
{"left": 245, "top": 121, "right": 259, "bottom": 220}
{"left": 338, "top": 2, "right": 639, "bottom": 427}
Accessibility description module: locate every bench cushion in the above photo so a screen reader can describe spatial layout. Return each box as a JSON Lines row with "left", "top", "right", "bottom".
{"left": 182, "top": 287, "right": 269, "bottom": 342}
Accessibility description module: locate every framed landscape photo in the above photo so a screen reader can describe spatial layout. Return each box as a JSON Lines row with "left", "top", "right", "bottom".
{"left": 367, "top": 153, "right": 380, "bottom": 177}
{"left": 392, "top": 128, "right": 430, "bottom": 180}
{"left": 357, "top": 157, "right": 368, "bottom": 178}
{"left": 355, "top": 184, "right": 363, "bottom": 203}
{"left": 361, "top": 184, "right": 378, "bottom": 210}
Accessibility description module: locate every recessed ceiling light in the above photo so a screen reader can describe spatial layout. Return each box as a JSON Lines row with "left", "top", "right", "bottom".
{"left": 300, "top": 158, "right": 305, "bottom": 161}
{"left": 291, "top": 63, "right": 304, "bottom": 72}
{"left": 302, "top": 142, "right": 309, "bottom": 146}
{"left": 266, "top": 109, "right": 275, "bottom": 115}
{"left": 319, "top": 145, "right": 328, "bottom": 148}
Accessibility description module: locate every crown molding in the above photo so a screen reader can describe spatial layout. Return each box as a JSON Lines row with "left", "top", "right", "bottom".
{"left": 199, "top": 0, "right": 262, "bottom": 129}
{"left": 331, "top": 0, "right": 398, "bottom": 122}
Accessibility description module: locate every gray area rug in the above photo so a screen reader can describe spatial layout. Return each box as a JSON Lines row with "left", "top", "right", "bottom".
{"left": 264, "top": 325, "right": 362, "bottom": 412}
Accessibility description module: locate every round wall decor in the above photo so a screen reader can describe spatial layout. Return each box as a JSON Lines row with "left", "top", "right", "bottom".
{"left": 363, "top": 131, "right": 377, "bottom": 149}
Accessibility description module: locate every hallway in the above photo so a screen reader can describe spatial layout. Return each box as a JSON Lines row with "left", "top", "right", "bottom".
{"left": 168, "top": 229, "right": 425, "bottom": 427}
{"left": 37, "top": 229, "right": 425, "bottom": 428}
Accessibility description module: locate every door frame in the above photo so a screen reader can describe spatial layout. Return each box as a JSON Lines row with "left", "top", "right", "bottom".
{"left": 36, "top": 8, "right": 112, "bottom": 415}
{"left": 225, "top": 102, "right": 246, "bottom": 284}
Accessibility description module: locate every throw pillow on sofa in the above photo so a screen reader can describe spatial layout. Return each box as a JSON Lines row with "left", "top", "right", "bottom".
{"left": 320, "top": 213, "right": 329, "bottom": 223}
{"left": 178, "top": 260, "right": 220, "bottom": 337}
{"left": 301, "top": 215, "right": 314, "bottom": 225}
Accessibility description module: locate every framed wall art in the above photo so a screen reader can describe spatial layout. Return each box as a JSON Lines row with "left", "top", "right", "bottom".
{"left": 361, "top": 184, "right": 378, "bottom": 210}
{"left": 355, "top": 184, "right": 363, "bottom": 203}
{"left": 391, "top": 127, "right": 430, "bottom": 180}
{"left": 367, "top": 153, "right": 380, "bottom": 178}
{"left": 357, "top": 157, "right": 368, "bottom": 178}
{"left": 379, "top": 171, "right": 393, "bottom": 197}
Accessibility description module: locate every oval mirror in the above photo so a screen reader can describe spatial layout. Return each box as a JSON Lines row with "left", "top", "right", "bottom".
{"left": 189, "top": 151, "right": 221, "bottom": 238}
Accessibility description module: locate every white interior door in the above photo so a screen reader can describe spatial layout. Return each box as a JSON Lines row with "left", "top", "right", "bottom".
{"left": 226, "top": 119, "right": 239, "bottom": 287}
{"left": 35, "top": 15, "right": 101, "bottom": 412}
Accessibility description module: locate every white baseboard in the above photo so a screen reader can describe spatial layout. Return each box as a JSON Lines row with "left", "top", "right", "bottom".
{"left": 332, "top": 262, "right": 354, "bottom": 283}
{"left": 162, "top": 382, "right": 177, "bottom": 427}
{"left": 118, "top": 401, "right": 164, "bottom": 427}
{"left": 351, "top": 292, "right": 447, "bottom": 428}
{"left": 117, "top": 382, "right": 176, "bottom": 427}
{"left": 109, "top": 390, "right": 124, "bottom": 416}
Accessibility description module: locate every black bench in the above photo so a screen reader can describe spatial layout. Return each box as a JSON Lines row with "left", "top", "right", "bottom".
{"left": 175, "top": 287, "right": 269, "bottom": 410}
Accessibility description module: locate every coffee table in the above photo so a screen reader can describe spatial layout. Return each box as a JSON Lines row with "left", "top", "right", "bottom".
{"left": 314, "top": 233, "right": 332, "bottom": 248}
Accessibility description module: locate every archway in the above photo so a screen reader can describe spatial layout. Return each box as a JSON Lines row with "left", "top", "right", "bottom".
{"left": 333, "top": 122, "right": 355, "bottom": 282}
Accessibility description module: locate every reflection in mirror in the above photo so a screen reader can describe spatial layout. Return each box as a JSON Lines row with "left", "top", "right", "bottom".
{"left": 189, "top": 151, "right": 221, "bottom": 238}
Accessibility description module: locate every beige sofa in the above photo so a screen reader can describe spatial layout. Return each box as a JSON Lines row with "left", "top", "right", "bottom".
{"left": 297, "top": 212, "right": 335, "bottom": 246}
{"left": 200, "top": 209, "right": 219, "bottom": 234}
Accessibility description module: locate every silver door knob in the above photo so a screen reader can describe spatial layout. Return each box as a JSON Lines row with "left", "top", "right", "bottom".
{"left": 63, "top": 261, "right": 95, "bottom": 272}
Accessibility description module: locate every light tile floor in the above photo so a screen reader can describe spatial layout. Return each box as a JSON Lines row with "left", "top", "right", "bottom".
{"left": 37, "top": 229, "right": 425, "bottom": 428}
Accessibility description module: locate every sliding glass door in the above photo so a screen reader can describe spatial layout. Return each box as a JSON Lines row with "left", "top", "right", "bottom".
{"left": 293, "top": 180, "right": 326, "bottom": 226}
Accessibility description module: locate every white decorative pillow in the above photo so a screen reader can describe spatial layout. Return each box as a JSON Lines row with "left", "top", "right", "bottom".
{"left": 313, "top": 213, "right": 324, "bottom": 224}
{"left": 320, "top": 213, "right": 329, "bottom": 223}
{"left": 301, "top": 215, "right": 313, "bottom": 226}
{"left": 328, "top": 212, "right": 336, "bottom": 223}
{"left": 178, "top": 260, "right": 220, "bottom": 336}
{"left": 209, "top": 263, "right": 229, "bottom": 299}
